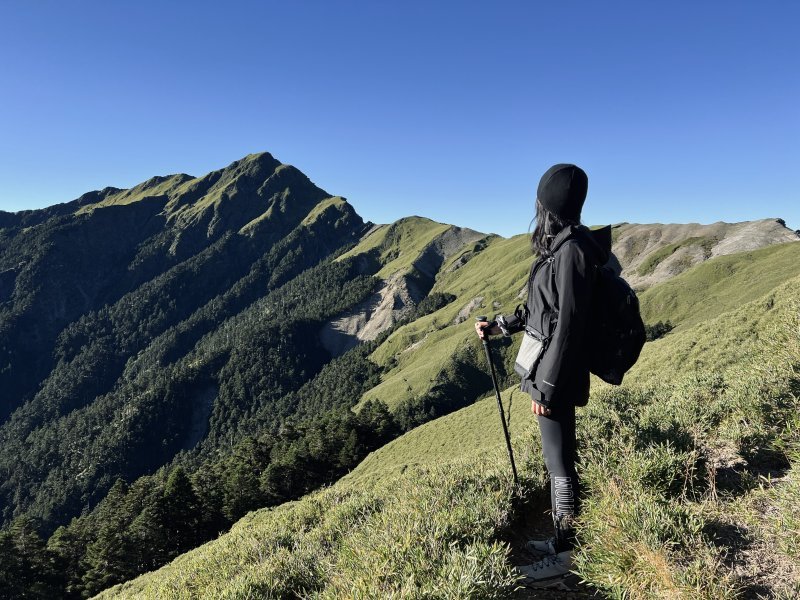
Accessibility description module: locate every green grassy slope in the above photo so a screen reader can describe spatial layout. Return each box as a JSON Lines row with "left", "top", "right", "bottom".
{"left": 100, "top": 269, "right": 800, "bottom": 599}
{"left": 335, "top": 216, "right": 456, "bottom": 278}
{"left": 350, "top": 271, "right": 800, "bottom": 483}
{"left": 357, "top": 234, "right": 531, "bottom": 410}
{"left": 638, "top": 239, "right": 800, "bottom": 329}
{"left": 608, "top": 219, "right": 799, "bottom": 289}
{"left": 347, "top": 386, "right": 533, "bottom": 483}
{"left": 73, "top": 153, "right": 330, "bottom": 240}
{"left": 99, "top": 449, "right": 525, "bottom": 600}
{"left": 74, "top": 173, "right": 193, "bottom": 213}
{"left": 357, "top": 233, "right": 800, "bottom": 415}
{"left": 372, "top": 233, "right": 532, "bottom": 364}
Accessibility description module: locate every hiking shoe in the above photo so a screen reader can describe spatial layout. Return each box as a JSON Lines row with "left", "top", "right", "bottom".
{"left": 524, "top": 536, "right": 556, "bottom": 556}
{"left": 516, "top": 550, "right": 574, "bottom": 589}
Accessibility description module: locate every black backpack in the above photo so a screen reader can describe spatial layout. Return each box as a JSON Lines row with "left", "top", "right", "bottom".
{"left": 588, "top": 262, "right": 646, "bottom": 385}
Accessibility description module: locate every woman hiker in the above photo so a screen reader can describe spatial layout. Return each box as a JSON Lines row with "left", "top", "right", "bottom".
{"left": 474, "top": 163, "right": 610, "bottom": 588}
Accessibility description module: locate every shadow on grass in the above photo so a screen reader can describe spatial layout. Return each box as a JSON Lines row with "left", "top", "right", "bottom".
{"left": 714, "top": 445, "right": 791, "bottom": 498}
{"left": 702, "top": 518, "right": 775, "bottom": 600}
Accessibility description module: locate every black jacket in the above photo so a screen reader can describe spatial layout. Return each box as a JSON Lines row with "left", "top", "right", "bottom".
{"left": 500, "top": 224, "right": 611, "bottom": 409}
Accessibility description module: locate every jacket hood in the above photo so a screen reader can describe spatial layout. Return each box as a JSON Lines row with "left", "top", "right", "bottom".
{"left": 551, "top": 224, "right": 611, "bottom": 265}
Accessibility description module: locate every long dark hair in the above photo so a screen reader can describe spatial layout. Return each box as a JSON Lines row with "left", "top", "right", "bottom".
{"left": 529, "top": 198, "right": 580, "bottom": 257}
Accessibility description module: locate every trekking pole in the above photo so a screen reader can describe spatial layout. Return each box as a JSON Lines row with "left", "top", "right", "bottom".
{"left": 476, "top": 316, "right": 519, "bottom": 487}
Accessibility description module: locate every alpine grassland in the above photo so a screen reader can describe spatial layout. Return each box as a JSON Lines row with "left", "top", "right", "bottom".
{"left": 336, "top": 217, "right": 457, "bottom": 279}
{"left": 100, "top": 247, "right": 800, "bottom": 598}
{"left": 637, "top": 239, "right": 800, "bottom": 329}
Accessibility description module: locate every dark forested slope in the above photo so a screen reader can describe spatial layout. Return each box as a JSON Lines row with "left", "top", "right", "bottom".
{"left": 0, "top": 153, "right": 375, "bottom": 529}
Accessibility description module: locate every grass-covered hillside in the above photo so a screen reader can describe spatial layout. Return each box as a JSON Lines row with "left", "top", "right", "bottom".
{"left": 347, "top": 221, "right": 799, "bottom": 422}
{"left": 102, "top": 248, "right": 800, "bottom": 598}
{"left": 611, "top": 219, "right": 799, "bottom": 289}
{"left": 637, "top": 239, "right": 800, "bottom": 329}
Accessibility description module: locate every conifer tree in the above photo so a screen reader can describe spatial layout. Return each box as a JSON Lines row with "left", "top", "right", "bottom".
{"left": 162, "top": 467, "right": 201, "bottom": 556}
{"left": 0, "top": 516, "right": 60, "bottom": 599}
{"left": 81, "top": 479, "right": 136, "bottom": 596}
{"left": 48, "top": 522, "right": 89, "bottom": 599}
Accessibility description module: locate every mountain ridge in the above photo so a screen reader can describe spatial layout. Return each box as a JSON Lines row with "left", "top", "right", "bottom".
{"left": 610, "top": 218, "right": 799, "bottom": 288}
{"left": 1, "top": 152, "right": 375, "bottom": 540}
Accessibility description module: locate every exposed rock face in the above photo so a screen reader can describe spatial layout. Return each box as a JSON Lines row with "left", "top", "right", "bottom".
{"left": 319, "top": 225, "right": 487, "bottom": 357}
{"left": 454, "top": 296, "right": 484, "bottom": 325}
{"left": 612, "top": 219, "right": 800, "bottom": 290}
{"left": 708, "top": 219, "right": 800, "bottom": 256}
{"left": 411, "top": 226, "right": 485, "bottom": 280}
{"left": 319, "top": 271, "right": 426, "bottom": 356}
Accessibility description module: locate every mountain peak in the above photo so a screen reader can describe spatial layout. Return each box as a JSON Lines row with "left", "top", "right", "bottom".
{"left": 220, "top": 152, "right": 282, "bottom": 177}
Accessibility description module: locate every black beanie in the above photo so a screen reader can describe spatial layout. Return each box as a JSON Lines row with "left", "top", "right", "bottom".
{"left": 536, "top": 164, "right": 588, "bottom": 221}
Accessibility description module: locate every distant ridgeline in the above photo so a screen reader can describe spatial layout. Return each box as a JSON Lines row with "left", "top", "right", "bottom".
{"left": 0, "top": 152, "right": 798, "bottom": 598}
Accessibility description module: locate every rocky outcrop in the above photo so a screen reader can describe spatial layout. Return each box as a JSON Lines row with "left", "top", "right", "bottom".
{"left": 319, "top": 271, "right": 427, "bottom": 356}
{"left": 612, "top": 218, "right": 800, "bottom": 289}
{"left": 411, "top": 226, "right": 485, "bottom": 280}
{"left": 453, "top": 296, "right": 484, "bottom": 325}
{"left": 319, "top": 224, "right": 488, "bottom": 357}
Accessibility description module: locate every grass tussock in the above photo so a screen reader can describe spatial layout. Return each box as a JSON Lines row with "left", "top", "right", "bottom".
{"left": 575, "top": 476, "right": 735, "bottom": 599}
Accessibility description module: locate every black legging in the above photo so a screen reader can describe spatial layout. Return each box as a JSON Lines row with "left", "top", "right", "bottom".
{"left": 537, "top": 402, "right": 579, "bottom": 552}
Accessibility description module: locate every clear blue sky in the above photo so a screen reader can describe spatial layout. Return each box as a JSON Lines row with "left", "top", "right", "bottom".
{"left": 1, "top": 1, "right": 797, "bottom": 237}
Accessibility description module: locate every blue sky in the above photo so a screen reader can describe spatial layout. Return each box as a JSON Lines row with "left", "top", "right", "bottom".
{"left": 1, "top": 1, "right": 797, "bottom": 237}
